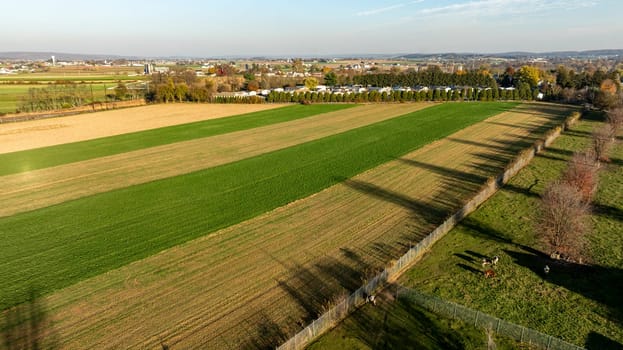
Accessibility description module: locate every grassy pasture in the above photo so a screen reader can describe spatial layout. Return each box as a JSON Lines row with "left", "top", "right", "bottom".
{"left": 0, "top": 102, "right": 517, "bottom": 311}
{"left": 0, "top": 104, "right": 352, "bottom": 175}
{"left": 0, "top": 73, "right": 143, "bottom": 82}
{"left": 308, "top": 296, "right": 523, "bottom": 350}
{"left": 0, "top": 103, "right": 575, "bottom": 349}
{"left": 0, "top": 83, "right": 110, "bottom": 113}
{"left": 324, "top": 116, "right": 622, "bottom": 348}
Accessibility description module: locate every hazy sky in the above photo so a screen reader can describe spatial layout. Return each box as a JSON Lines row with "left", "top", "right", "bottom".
{"left": 2, "top": 0, "right": 621, "bottom": 57}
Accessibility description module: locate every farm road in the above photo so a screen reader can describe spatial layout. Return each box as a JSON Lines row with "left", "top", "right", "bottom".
{"left": 11, "top": 103, "right": 574, "bottom": 349}
{"left": 0, "top": 104, "right": 429, "bottom": 217}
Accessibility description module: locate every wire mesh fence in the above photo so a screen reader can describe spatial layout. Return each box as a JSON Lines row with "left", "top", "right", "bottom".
{"left": 397, "top": 287, "right": 585, "bottom": 350}
{"left": 276, "top": 111, "right": 582, "bottom": 350}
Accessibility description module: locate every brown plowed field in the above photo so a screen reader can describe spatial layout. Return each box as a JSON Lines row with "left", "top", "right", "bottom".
{"left": 0, "top": 103, "right": 285, "bottom": 153}
{"left": 0, "top": 104, "right": 430, "bottom": 217}
{"left": 14, "top": 103, "right": 574, "bottom": 349}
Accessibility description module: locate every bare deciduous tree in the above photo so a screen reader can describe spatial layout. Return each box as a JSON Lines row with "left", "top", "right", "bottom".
{"left": 562, "top": 151, "right": 598, "bottom": 202}
{"left": 606, "top": 107, "right": 623, "bottom": 133}
{"left": 537, "top": 181, "right": 590, "bottom": 261}
{"left": 592, "top": 123, "right": 614, "bottom": 162}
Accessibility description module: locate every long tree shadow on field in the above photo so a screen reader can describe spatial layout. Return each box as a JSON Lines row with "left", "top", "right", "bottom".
{"left": 585, "top": 331, "right": 623, "bottom": 350}
{"left": 339, "top": 178, "right": 447, "bottom": 223}
{"left": 505, "top": 249, "right": 623, "bottom": 328}
{"left": 313, "top": 286, "right": 483, "bottom": 350}
{"left": 269, "top": 249, "right": 384, "bottom": 349}
{"left": 1, "top": 287, "right": 59, "bottom": 350}
{"left": 593, "top": 202, "right": 623, "bottom": 223}
{"left": 240, "top": 311, "right": 290, "bottom": 350}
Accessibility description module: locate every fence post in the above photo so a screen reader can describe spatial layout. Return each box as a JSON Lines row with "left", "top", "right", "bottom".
{"left": 547, "top": 335, "right": 552, "bottom": 350}
{"left": 496, "top": 319, "right": 501, "bottom": 333}
{"left": 474, "top": 311, "right": 479, "bottom": 327}
{"left": 452, "top": 304, "right": 457, "bottom": 319}
{"left": 520, "top": 326, "right": 525, "bottom": 342}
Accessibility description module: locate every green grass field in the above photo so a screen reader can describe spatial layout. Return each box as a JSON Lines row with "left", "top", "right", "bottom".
{"left": 388, "top": 115, "right": 623, "bottom": 348}
{"left": 0, "top": 104, "right": 353, "bottom": 175}
{"left": 0, "top": 102, "right": 518, "bottom": 310}
{"left": 0, "top": 83, "right": 111, "bottom": 113}
{"left": 0, "top": 74, "right": 143, "bottom": 82}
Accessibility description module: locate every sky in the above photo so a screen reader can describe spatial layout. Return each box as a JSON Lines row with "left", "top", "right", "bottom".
{"left": 1, "top": 0, "right": 621, "bottom": 57}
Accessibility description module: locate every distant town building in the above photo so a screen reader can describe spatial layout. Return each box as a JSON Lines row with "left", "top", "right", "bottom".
{"left": 144, "top": 64, "right": 154, "bottom": 75}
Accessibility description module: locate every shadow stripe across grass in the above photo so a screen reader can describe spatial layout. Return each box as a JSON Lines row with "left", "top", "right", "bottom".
{"left": 0, "top": 102, "right": 518, "bottom": 310}
{"left": 0, "top": 104, "right": 354, "bottom": 176}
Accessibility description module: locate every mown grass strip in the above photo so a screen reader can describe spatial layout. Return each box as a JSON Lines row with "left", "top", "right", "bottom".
{"left": 0, "top": 104, "right": 354, "bottom": 176}
{"left": 0, "top": 102, "right": 519, "bottom": 310}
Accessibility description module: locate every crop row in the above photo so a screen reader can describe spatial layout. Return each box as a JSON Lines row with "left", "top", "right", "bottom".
{"left": 0, "top": 102, "right": 517, "bottom": 310}
{"left": 0, "top": 104, "right": 352, "bottom": 176}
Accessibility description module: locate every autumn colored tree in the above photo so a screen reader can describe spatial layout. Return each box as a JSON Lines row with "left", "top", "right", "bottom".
{"left": 562, "top": 151, "right": 598, "bottom": 202}
{"left": 514, "top": 66, "right": 541, "bottom": 88}
{"left": 599, "top": 78, "right": 618, "bottom": 95}
{"left": 537, "top": 181, "right": 590, "bottom": 261}
{"left": 304, "top": 77, "right": 318, "bottom": 90}
{"left": 246, "top": 80, "right": 260, "bottom": 91}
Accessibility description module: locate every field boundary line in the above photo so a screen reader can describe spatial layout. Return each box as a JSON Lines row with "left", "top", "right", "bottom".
{"left": 276, "top": 107, "right": 582, "bottom": 350}
{"left": 0, "top": 99, "right": 146, "bottom": 124}
{"left": 396, "top": 286, "right": 585, "bottom": 350}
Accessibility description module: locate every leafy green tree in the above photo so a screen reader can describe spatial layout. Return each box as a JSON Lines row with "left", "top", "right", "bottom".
{"left": 174, "top": 83, "right": 188, "bottom": 102}
{"left": 114, "top": 83, "right": 128, "bottom": 100}
{"left": 156, "top": 79, "right": 176, "bottom": 103}
{"left": 324, "top": 72, "right": 338, "bottom": 86}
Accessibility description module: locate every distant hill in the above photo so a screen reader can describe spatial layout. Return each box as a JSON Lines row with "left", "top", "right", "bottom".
{"left": 1, "top": 49, "right": 621, "bottom": 61}
{"left": 0, "top": 52, "right": 133, "bottom": 61}
{"left": 399, "top": 49, "right": 623, "bottom": 60}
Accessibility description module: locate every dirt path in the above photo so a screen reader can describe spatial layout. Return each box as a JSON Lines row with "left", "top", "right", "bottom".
{"left": 0, "top": 103, "right": 284, "bottom": 153}
{"left": 5, "top": 103, "right": 574, "bottom": 349}
{"left": 0, "top": 104, "right": 430, "bottom": 217}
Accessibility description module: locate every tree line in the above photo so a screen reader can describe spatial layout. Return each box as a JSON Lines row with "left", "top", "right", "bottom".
{"left": 537, "top": 107, "right": 622, "bottom": 263}
{"left": 18, "top": 84, "right": 93, "bottom": 112}
{"left": 266, "top": 87, "right": 531, "bottom": 104}
{"left": 351, "top": 67, "right": 498, "bottom": 89}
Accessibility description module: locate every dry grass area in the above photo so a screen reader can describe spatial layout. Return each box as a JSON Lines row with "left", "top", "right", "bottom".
{"left": 11, "top": 103, "right": 575, "bottom": 349}
{"left": 0, "top": 103, "right": 284, "bottom": 154}
{"left": 0, "top": 104, "right": 430, "bottom": 217}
